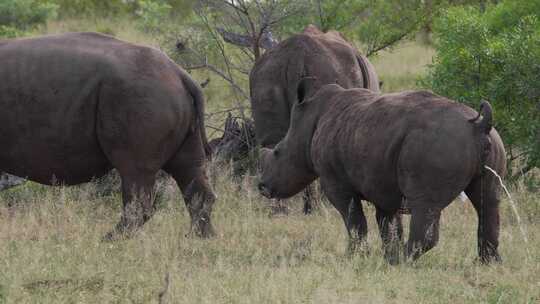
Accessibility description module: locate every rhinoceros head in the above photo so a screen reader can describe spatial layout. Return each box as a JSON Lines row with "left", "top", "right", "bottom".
{"left": 257, "top": 78, "right": 327, "bottom": 199}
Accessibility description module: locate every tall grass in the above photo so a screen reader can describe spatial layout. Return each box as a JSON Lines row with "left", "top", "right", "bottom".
{"left": 1, "top": 18, "right": 538, "bottom": 304}
{"left": 371, "top": 41, "right": 435, "bottom": 93}
{"left": 35, "top": 17, "right": 159, "bottom": 46}
{"left": 1, "top": 166, "right": 538, "bottom": 303}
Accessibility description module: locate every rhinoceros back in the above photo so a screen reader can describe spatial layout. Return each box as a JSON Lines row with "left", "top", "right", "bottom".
{"left": 250, "top": 27, "right": 378, "bottom": 148}
{"left": 0, "top": 33, "right": 187, "bottom": 185}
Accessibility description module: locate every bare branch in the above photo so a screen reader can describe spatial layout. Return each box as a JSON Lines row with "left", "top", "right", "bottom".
{"left": 206, "top": 106, "right": 247, "bottom": 117}
{"left": 206, "top": 124, "right": 227, "bottom": 133}
{"left": 217, "top": 28, "right": 252, "bottom": 47}
{"left": 366, "top": 30, "right": 412, "bottom": 57}
{"left": 222, "top": 0, "right": 247, "bottom": 14}
{"left": 158, "top": 272, "right": 170, "bottom": 304}
{"left": 510, "top": 164, "right": 535, "bottom": 181}
{"left": 186, "top": 63, "right": 249, "bottom": 100}
{"left": 200, "top": 78, "right": 211, "bottom": 88}
{"left": 183, "top": 0, "right": 308, "bottom": 122}
{"left": 217, "top": 27, "right": 277, "bottom": 50}
{"left": 195, "top": 8, "right": 250, "bottom": 115}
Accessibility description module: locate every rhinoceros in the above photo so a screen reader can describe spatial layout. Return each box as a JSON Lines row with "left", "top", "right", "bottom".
{"left": 258, "top": 80, "right": 506, "bottom": 264}
{"left": 0, "top": 32, "right": 216, "bottom": 239}
{"left": 250, "top": 25, "right": 380, "bottom": 214}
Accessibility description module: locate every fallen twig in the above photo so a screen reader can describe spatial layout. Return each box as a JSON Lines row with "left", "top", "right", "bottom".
{"left": 158, "top": 272, "right": 170, "bottom": 304}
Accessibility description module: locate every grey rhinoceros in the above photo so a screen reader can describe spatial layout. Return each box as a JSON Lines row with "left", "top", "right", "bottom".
{"left": 0, "top": 32, "right": 216, "bottom": 239}
{"left": 259, "top": 80, "right": 506, "bottom": 264}
{"left": 250, "top": 25, "right": 380, "bottom": 214}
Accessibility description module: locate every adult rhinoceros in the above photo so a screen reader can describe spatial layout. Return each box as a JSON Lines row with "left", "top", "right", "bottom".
{"left": 0, "top": 32, "right": 216, "bottom": 239}
{"left": 250, "top": 25, "right": 380, "bottom": 214}
{"left": 258, "top": 80, "right": 506, "bottom": 264}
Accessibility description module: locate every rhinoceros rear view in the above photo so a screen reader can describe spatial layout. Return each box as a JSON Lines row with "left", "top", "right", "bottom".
{"left": 259, "top": 81, "right": 507, "bottom": 264}
{"left": 0, "top": 32, "right": 215, "bottom": 239}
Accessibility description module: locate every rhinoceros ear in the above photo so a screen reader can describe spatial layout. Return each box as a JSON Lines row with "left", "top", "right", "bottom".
{"left": 296, "top": 76, "right": 318, "bottom": 105}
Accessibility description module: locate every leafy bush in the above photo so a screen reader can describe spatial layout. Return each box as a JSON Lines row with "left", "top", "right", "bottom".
{"left": 277, "top": 0, "right": 428, "bottom": 56}
{"left": 354, "top": 0, "right": 427, "bottom": 56}
{"left": 135, "top": 0, "right": 172, "bottom": 33}
{"left": 0, "top": 0, "right": 57, "bottom": 37}
{"left": 279, "top": 1, "right": 492, "bottom": 56}
{"left": 0, "top": 25, "right": 23, "bottom": 38}
{"left": 45, "top": 0, "right": 194, "bottom": 18}
{"left": 47, "top": 0, "right": 129, "bottom": 17}
{"left": 423, "top": 1, "right": 540, "bottom": 179}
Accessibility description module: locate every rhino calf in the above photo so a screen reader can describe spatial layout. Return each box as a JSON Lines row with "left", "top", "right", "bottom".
{"left": 258, "top": 79, "right": 506, "bottom": 264}
{"left": 0, "top": 33, "right": 216, "bottom": 239}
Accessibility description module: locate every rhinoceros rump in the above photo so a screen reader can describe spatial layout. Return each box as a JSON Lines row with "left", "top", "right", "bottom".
{"left": 0, "top": 32, "right": 215, "bottom": 239}
{"left": 250, "top": 25, "right": 380, "bottom": 214}
{"left": 259, "top": 80, "right": 506, "bottom": 264}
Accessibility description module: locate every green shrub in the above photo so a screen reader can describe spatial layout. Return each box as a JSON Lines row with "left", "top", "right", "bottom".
{"left": 45, "top": 0, "right": 194, "bottom": 18}
{"left": 95, "top": 25, "right": 116, "bottom": 36}
{"left": 135, "top": 0, "right": 172, "bottom": 33}
{"left": 0, "top": 0, "right": 57, "bottom": 37}
{"left": 48, "top": 0, "right": 129, "bottom": 17}
{"left": 422, "top": 1, "right": 540, "bottom": 179}
{"left": 0, "top": 25, "right": 22, "bottom": 38}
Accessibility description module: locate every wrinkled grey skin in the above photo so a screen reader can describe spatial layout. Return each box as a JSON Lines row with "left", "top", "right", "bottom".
{"left": 250, "top": 25, "right": 379, "bottom": 213}
{"left": 0, "top": 32, "right": 216, "bottom": 239}
{"left": 259, "top": 81, "right": 506, "bottom": 264}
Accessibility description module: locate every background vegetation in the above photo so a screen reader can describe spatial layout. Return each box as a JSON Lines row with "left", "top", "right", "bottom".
{"left": 422, "top": 0, "right": 540, "bottom": 181}
{"left": 0, "top": 0, "right": 538, "bottom": 303}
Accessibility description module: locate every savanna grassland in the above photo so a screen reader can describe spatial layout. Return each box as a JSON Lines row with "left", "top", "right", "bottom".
{"left": 0, "top": 18, "right": 539, "bottom": 304}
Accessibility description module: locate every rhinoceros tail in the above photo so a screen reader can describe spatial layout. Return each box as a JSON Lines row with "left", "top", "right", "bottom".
{"left": 179, "top": 69, "right": 212, "bottom": 158}
{"left": 469, "top": 100, "right": 493, "bottom": 172}
{"left": 469, "top": 100, "right": 493, "bottom": 135}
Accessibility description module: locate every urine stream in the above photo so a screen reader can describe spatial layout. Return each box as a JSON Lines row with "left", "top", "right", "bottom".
{"left": 484, "top": 165, "right": 531, "bottom": 260}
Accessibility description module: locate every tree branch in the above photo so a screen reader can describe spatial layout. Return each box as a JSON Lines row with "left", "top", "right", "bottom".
{"left": 366, "top": 30, "right": 411, "bottom": 57}
{"left": 216, "top": 27, "right": 253, "bottom": 47}
{"left": 510, "top": 164, "right": 535, "bottom": 181}
{"left": 187, "top": 63, "right": 249, "bottom": 100}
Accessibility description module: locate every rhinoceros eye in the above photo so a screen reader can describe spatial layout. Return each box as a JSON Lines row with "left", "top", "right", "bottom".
{"left": 273, "top": 149, "right": 280, "bottom": 157}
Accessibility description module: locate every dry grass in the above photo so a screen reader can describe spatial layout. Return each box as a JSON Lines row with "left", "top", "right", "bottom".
{"left": 36, "top": 17, "right": 160, "bottom": 47}
{"left": 371, "top": 41, "right": 436, "bottom": 93}
{"left": 0, "top": 168, "right": 538, "bottom": 303}
{"left": 2, "top": 19, "right": 538, "bottom": 304}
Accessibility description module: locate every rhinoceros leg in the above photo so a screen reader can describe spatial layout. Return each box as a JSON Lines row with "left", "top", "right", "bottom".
{"left": 465, "top": 176, "right": 502, "bottom": 264}
{"left": 103, "top": 170, "right": 157, "bottom": 240}
{"left": 348, "top": 196, "right": 368, "bottom": 253}
{"left": 164, "top": 132, "right": 216, "bottom": 238}
{"left": 375, "top": 207, "right": 403, "bottom": 265}
{"left": 405, "top": 206, "right": 442, "bottom": 262}
{"left": 302, "top": 184, "right": 315, "bottom": 215}
{"left": 321, "top": 179, "right": 368, "bottom": 254}
{"left": 173, "top": 171, "right": 216, "bottom": 238}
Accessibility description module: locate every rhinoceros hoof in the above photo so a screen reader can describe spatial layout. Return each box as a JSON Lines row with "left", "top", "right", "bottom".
{"left": 384, "top": 250, "right": 402, "bottom": 265}
{"left": 186, "top": 221, "right": 216, "bottom": 238}
{"left": 476, "top": 253, "right": 502, "bottom": 265}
